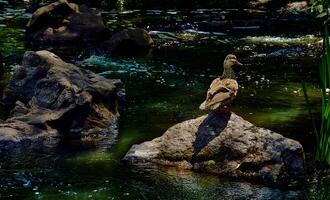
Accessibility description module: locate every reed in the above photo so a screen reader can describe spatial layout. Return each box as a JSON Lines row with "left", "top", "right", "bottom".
{"left": 304, "top": 0, "right": 330, "bottom": 164}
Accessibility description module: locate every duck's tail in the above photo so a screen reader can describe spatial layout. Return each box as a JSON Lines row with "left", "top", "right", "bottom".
{"left": 199, "top": 101, "right": 207, "bottom": 110}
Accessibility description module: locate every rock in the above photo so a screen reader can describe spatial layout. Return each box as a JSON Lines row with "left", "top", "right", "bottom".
{"left": 284, "top": 1, "right": 308, "bottom": 12}
{"left": 268, "top": 47, "right": 305, "bottom": 58}
{"left": 149, "top": 31, "right": 179, "bottom": 41}
{"left": 0, "top": 120, "right": 59, "bottom": 154}
{"left": 265, "top": 46, "right": 320, "bottom": 60}
{"left": 103, "top": 28, "right": 154, "bottom": 55}
{"left": 0, "top": 50, "right": 124, "bottom": 154}
{"left": 123, "top": 112, "right": 304, "bottom": 185}
{"left": 250, "top": 0, "right": 293, "bottom": 9}
{"left": 26, "top": 0, "right": 110, "bottom": 44}
{"left": 25, "top": 1, "right": 154, "bottom": 55}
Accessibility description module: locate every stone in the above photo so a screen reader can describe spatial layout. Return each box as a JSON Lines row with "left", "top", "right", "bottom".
{"left": 0, "top": 50, "right": 124, "bottom": 154}
{"left": 26, "top": 0, "right": 110, "bottom": 44}
{"left": 124, "top": 112, "right": 305, "bottom": 185}
{"left": 103, "top": 28, "right": 154, "bottom": 55}
{"left": 284, "top": 1, "right": 308, "bottom": 12}
{"left": 0, "top": 120, "right": 59, "bottom": 154}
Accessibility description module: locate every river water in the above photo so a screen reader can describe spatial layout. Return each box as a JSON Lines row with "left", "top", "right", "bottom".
{"left": 0, "top": 3, "right": 328, "bottom": 200}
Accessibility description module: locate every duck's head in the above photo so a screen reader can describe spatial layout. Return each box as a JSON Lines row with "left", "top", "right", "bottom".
{"left": 223, "top": 54, "right": 243, "bottom": 69}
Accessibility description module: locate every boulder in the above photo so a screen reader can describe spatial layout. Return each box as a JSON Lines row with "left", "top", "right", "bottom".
{"left": 250, "top": 0, "right": 293, "bottom": 9}
{"left": 0, "top": 50, "right": 124, "bottom": 153}
{"left": 25, "top": 1, "right": 154, "bottom": 55}
{"left": 26, "top": 0, "right": 110, "bottom": 44}
{"left": 0, "top": 120, "right": 59, "bottom": 154}
{"left": 103, "top": 28, "right": 154, "bottom": 55}
{"left": 123, "top": 112, "right": 305, "bottom": 184}
{"left": 284, "top": 1, "right": 308, "bottom": 12}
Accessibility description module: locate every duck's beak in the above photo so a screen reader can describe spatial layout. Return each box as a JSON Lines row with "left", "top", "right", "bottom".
{"left": 235, "top": 60, "right": 243, "bottom": 66}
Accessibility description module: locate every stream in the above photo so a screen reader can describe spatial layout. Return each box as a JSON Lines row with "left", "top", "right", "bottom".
{"left": 0, "top": 2, "right": 329, "bottom": 199}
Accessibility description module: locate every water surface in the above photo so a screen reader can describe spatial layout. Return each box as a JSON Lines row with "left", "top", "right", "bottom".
{"left": 0, "top": 4, "right": 327, "bottom": 199}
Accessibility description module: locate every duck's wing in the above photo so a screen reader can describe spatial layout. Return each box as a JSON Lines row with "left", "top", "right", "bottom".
{"left": 220, "top": 79, "right": 239, "bottom": 95}
{"left": 208, "top": 78, "right": 238, "bottom": 96}
{"left": 200, "top": 78, "right": 238, "bottom": 110}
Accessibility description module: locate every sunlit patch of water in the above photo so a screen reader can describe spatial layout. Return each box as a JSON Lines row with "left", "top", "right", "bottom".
{"left": 242, "top": 35, "right": 320, "bottom": 46}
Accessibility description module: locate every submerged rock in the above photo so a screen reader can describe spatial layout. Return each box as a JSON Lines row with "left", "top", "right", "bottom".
{"left": 0, "top": 50, "right": 124, "bottom": 153}
{"left": 103, "top": 28, "right": 154, "bottom": 55}
{"left": 124, "top": 112, "right": 304, "bottom": 185}
{"left": 26, "top": 0, "right": 110, "bottom": 44}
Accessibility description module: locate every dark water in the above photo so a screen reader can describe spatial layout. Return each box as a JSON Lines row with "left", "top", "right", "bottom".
{"left": 0, "top": 4, "right": 328, "bottom": 200}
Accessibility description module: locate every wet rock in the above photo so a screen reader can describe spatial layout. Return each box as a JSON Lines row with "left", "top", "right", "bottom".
{"left": 103, "top": 28, "right": 154, "bottom": 55}
{"left": 25, "top": 1, "right": 153, "bottom": 55}
{"left": 250, "top": 0, "right": 293, "bottom": 9}
{"left": 124, "top": 112, "right": 304, "bottom": 185}
{"left": 26, "top": 0, "right": 110, "bottom": 44}
{"left": 149, "top": 31, "right": 179, "bottom": 41}
{"left": 268, "top": 47, "right": 305, "bottom": 58}
{"left": 284, "top": 1, "right": 308, "bottom": 12}
{"left": 0, "top": 50, "right": 124, "bottom": 153}
{"left": 264, "top": 46, "right": 321, "bottom": 60}
{"left": 0, "top": 120, "right": 59, "bottom": 154}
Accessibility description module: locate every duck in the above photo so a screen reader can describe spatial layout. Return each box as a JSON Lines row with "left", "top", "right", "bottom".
{"left": 199, "top": 54, "right": 242, "bottom": 111}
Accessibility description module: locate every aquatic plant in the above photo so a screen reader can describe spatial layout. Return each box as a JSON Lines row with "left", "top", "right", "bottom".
{"left": 304, "top": 0, "right": 330, "bottom": 165}
{"left": 117, "top": 0, "right": 125, "bottom": 11}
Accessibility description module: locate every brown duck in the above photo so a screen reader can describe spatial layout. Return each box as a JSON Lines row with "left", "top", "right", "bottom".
{"left": 200, "top": 54, "right": 242, "bottom": 111}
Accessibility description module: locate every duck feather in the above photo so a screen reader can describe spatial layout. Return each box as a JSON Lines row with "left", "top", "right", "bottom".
{"left": 200, "top": 78, "right": 238, "bottom": 110}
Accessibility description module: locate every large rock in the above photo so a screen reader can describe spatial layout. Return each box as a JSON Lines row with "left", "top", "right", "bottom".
{"left": 26, "top": 0, "right": 110, "bottom": 44}
{"left": 0, "top": 120, "right": 59, "bottom": 154}
{"left": 0, "top": 50, "right": 124, "bottom": 153}
{"left": 103, "top": 28, "right": 154, "bottom": 55}
{"left": 247, "top": 0, "right": 309, "bottom": 9}
{"left": 25, "top": 1, "right": 154, "bottom": 55}
{"left": 124, "top": 112, "right": 304, "bottom": 184}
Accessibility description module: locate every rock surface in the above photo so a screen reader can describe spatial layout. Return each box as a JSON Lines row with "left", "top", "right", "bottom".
{"left": 124, "top": 112, "right": 305, "bottom": 184}
{"left": 103, "top": 28, "right": 154, "bottom": 55}
{"left": 26, "top": 0, "right": 110, "bottom": 44}
{"left": 25, "top": 0, "right": 154, "bottom": 55}
{"left": 0, "top": 50, "right": 124, "bottom": 153}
